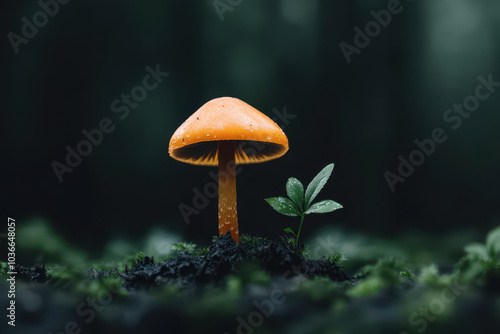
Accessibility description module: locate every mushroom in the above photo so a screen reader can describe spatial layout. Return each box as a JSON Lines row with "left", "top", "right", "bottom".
{"left": 169, "top": 97, "right": 289, "bottom": 243}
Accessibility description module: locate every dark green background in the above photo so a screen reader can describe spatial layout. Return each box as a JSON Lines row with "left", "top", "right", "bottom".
{"left": 4, "top": 0, "right": 500, "bottom": 253}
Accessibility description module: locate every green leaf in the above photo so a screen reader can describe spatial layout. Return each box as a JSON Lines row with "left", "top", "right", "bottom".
{"left": 265, "top": 197, "right": 301, "bottom": 217}
{"left": 286, "top": 177, "right": 304, "bottom": 210}
{"left": 304, "top": 163, "right": 334, "bottom": 209}
{"left": 305, "top": 200, "right": 343, "bottom": 214}
{"left": 284, "top": 227, "right": 294, "bottom": 234}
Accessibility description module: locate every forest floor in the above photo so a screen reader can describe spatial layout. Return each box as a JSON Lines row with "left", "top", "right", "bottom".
{"left": 1, "top": 222, "right": 500, "bottom": 334}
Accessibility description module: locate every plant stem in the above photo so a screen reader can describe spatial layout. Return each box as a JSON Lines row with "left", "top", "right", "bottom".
{"left": 296, "top": 214, "right": 305, "bottom": 248}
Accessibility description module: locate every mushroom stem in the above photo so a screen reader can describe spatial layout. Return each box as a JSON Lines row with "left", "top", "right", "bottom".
{"left": 217, "top": 141, "right": 239, "bottom": 243}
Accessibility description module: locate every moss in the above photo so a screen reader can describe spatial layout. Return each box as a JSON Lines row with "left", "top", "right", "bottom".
{"left": 347, "top": 257, "right": 411, "bottom": 297}
{"left": 233, "top": 260, "right": 271, "bottom": 287}
{"left": 17, "top": 218, "right": 87, "bottom": 266}
{"left": 0, "top": 261, "right": 8, "bottom": 277}
{"left": 189, "top": 277, "right": 241, "bottom": 317}
{"left": 239, "top": 234, "right": 266, "bottom": 248}
{"left": 327, "top": 251, "right": 348, "bottom": 266}
{"left": 171, "top": 242, "right": 209, "bottom": 257}
{"left": 296, "top": 277, "right": 341, "bottom": 301}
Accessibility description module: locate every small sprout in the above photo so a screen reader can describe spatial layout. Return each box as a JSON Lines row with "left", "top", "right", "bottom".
{"left": 265, "top": 163, "right": 342, "bottom": 249}
{"left": 281, "top": 234, "right": 297, "bottom": 247}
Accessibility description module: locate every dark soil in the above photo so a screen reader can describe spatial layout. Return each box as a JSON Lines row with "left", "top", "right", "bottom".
{"left": 119, "top": 232, "right": 351, "bottom": 290}
{"left": 9, "top": 233, "right": 351, "bottom": 290}
{"left": 12, "top": 264, "right": 50, "bottom": 284}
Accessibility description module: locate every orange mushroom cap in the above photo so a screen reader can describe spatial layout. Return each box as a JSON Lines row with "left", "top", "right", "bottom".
{"left": 169, "top": 97, "right": 289, "bottom": 166}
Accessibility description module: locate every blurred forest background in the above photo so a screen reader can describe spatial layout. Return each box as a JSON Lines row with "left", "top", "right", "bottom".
{"left": 3, "top": 0, "right": 500, "bottom": 256}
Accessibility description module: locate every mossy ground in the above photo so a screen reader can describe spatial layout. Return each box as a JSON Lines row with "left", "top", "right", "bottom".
{"left": 1, "top": 221, "right": 500, "bottom": 333}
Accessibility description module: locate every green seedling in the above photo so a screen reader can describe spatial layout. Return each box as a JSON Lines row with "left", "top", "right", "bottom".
{"left": 265, "top": 163, "right": 343, "bottom": 248}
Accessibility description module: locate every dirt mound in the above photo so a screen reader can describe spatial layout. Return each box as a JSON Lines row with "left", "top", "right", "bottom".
{"left": 120, "top": 232, "right": 350, "bottom": 290}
